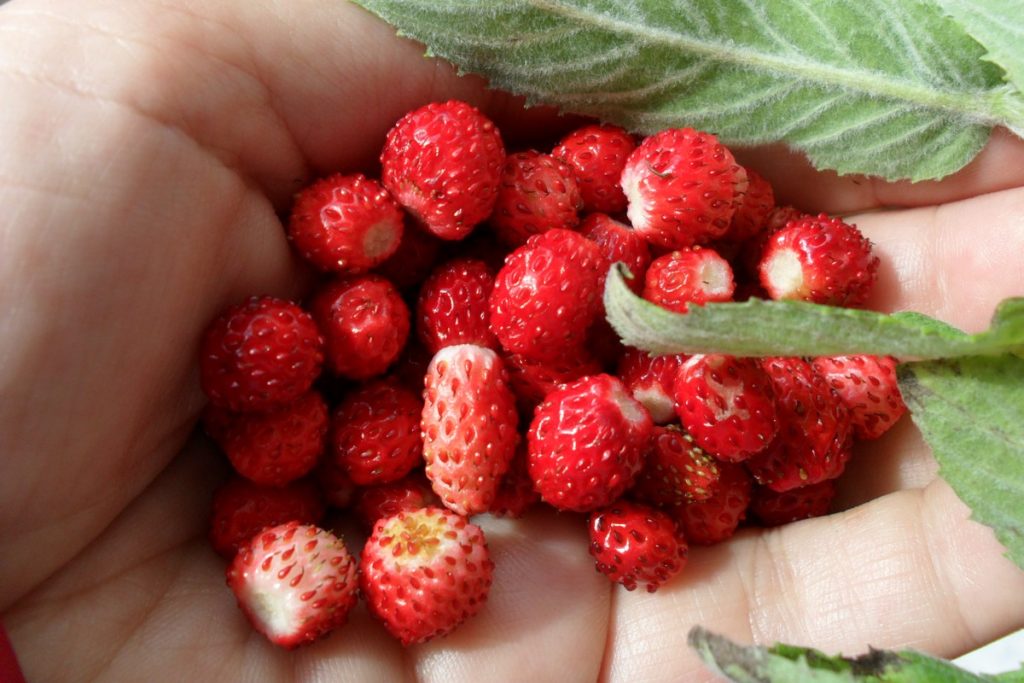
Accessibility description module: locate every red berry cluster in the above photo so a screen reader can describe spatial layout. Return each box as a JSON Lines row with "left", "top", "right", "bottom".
{"left": 196, "top": 100, "right": 908, "bottom": 649}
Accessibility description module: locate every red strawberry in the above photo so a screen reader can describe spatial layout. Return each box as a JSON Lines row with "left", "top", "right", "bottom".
{"left": 673, "top": 461, "right": 752, "bottom": 545}
{"left": 353, "top": 473, "right": 439, "bottom": 531}
{"left": 489, "top": 443, "right": 540, "bottom": 518}
{"left": 745, "top": 357, "right": 853, "bottom": 492}
{"left": 811, "top": 355, "right": 907, "bottom": 440}
{"left": 528, "top": 374, "right": 653, "bottom": 512}
{"left": 416, "top": 257, "right": 497, "bottom": 354}
{"left": 204, "top": 391, "right": 328, "bottom": 487}
{"left": 208, "top": 476, "right": 326, "bottom": 559}
{"left": 360, "top": 506, "right": 494, "bottom": 645}
{"left": 489, "top": 228, "right": 605, "bottom": 362}
{"left": 491, "top": 150, "right": 583, "bottom": 246}
{"left": 330, "top": 379, "right": 423, "bottom": 487}
{"left": 422, "top": 344, "right": 520, "bottom": 515}
{"left": 374, "top": 220, "right": 442, "bottom": 291}
{"left": 200, "top": 296, "right": 324, "bottom": 413}
{"left": 503, "top": 349, "right": 604, "bottom": 413}
{"left": 632, "top": 425, "right": 720, "bottom": 507}
{"left": 617, "top": 348, "right": 688, "bottom": 424}
{"left": 643, "top": 247, "right": 735, "bottom": 314}
{"left": 673, "top": 355, "right": 778, "bottom": 462}
{"left": 227, "top": 522, "right": 358, "bottom": 648}
{"left": 751, "top": 480, "right": 836, "bottom": 527}
{"left": 381, "top": 100, "right": 504, "bottom": 240}
{"left": 580, "top": 212, "right": 651, "bottom": 293}
{"left": 553, "top": 124, "right": 636, "bottom": 214}
{"left": 588, "top": 500, "right": 688, "bottom": 592}
{"left": 726, "top": 167, "right": 775, "bottom": 243}
{"left": 287, "top": 173, "right": 403, "bottom": 273}
{"left": 309, "top": 275, "right": 410, "bottom": 380}
{"left": 620, "top": 128, "right": 740, "bottom": 249}
{"left": 314, "top": 456, "right": 358, "bottom": 509}
{"left": 759, "top": 213, "right": 879, "bottom": 306}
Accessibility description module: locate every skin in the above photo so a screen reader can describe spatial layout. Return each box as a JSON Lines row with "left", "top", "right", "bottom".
{"left": 1, "top": 0, "right": 1022, "bottom": 680}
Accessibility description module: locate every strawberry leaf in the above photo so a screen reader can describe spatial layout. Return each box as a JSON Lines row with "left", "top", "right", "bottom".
{"left": 603, "top": 264, "right": 1024, "bottom": 360}
{"left": 898, "top": 355, "right": 1024, "bottom": 570}
{"left": 352, "top": 0, "right": 1024, "bottom": 181}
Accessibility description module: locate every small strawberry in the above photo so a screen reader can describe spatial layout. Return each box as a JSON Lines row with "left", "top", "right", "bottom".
{"left": 330, "top": 379, "right": 423, "bottom": 487}
{"left": 726, "top": 167, "right": 775, "bottom": 243}
{"left": 759, "top": 213, "right": 879, "bottom": 306}
{"left": 588, "top": 500, "right": 688, "bottom": 592}
{"left": 309, "top": 275, "right": 410, "bottom": 380}
{"left": 489, "top": 443, "right": 540, "bottom": 518}
{"left": 416, "top": 257, "right": 497, "bottom": 354}
{"left": 227, "top": 522, "right": 358, "bottom": 648}
{"left": 811, "top": 355, "right": 907, "bottom": 440}
{"left": 673, "top": 355, "right": 778, "bottom": 462}
{"left": 751, "top": 480, "right": 836, "bottom": 527}
{"left": 374, "top": 220, "right": 442, "bottom": 291}
{"left": 620, "top": 127, "right": 740, "bottom": 249}
{"left": 673, "top": 461, "right": 752, "bottom": 545}
{"left": 204, "top": 390, "right": 328, "bottom": 487}
{"left": 552, "top": 123, "right": 636, "bottom": 214}
{"left": 632, "top": 425, "right": 720, "bottom": 507}
{"left": 745, "top": 357, "right": 853, "bottom": 492}
{"left": 381, "top": 100, "right": 505, "bottom": 240}
{"left": 503, "top": 349, "right": 604, "bottom": 414}
{"left": 642, "top": 247, "right": 735, "bottom": 314}
{"left": 491, "top": 150, "right": 583, "bottom": 246}
{"left": 353, "top": 473, "right": 439, "bottom": 531}
{"left": 360, "top": 506, "right": 494, "bottom": 645}
{"left": 616, "top": 348, "right": 688, "bottom": 425}
{"left": 422, "top": 344, "right": 520, "bottom": 515}
{"left": 200, "top": 296, "right": 324, "bottom": 413}
{"left": 489, "top": 228, "right": 606, "bottom": 362}
{"left": 579, "top": 212, "right": 651, "bottom": 293}
{"left": 287, "top": 173, "right": 403, "bottom": 273}
{"left": 528, "top": 374, "right": 653, "bottom": 512}
{"left": 208, "top": 476, "right": 326, "bottom": 559}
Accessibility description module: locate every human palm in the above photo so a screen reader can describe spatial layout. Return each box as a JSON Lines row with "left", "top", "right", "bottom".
{"left": 1, "top": 1, "right": 1022, "bottom": 681}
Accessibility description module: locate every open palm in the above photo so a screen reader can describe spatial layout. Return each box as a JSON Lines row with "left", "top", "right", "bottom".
{"left": 2, "top": 1, "right": 1022, "bottom": 681}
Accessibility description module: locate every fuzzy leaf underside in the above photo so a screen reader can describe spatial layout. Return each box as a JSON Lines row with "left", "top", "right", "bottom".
{"left": 898, "top": 355, "right": 1024, "bottom": 569}
{"left": 690, "top": 627, "right": 1011, "bottom": 682}
{"left": 352, "top": 0, "right": 1024, "bottom": 181}
{"left": 603, "top": 264, "right": 1024, "bottom": 360}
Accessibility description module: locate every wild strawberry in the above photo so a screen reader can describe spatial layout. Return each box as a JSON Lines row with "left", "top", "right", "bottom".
{"left": 416, "top": 257, "right": 497, "bottom": 354}
{"left": 620, "top": 128, "right": 740, "bottom": 249}
{"left": 200, "top": 296, "right": 323, "bottom": 413}
{"left": 617, "top": 348, "right": 688, "bottom": 424}
{"left": 727, "top": 167, "right": 775, "bottom": 243}
{"left": 287, "top": 173, "right": 403, "bottom": 273}
{"left": 422, "top": 344, "right": 519, "bottom": 515}
{"left": 314, "top": 457, "right": 358, "bottom": 509}
{"left": 491, "top": 150, "right": 582, "bottom": 246}
{"left": 330, "top": 379, "right": 423, "bottom": 487}
{"left": 673, "top": 355, "right": 778, "bottom": 462}
{"left": 227, "top": 522, "right": 358, "bottom": 648}
{"left": 353, "top": 473, "right": 439, "bottom": 531}
{"left": 811, "top": 355, "right": 907, "bottom": 440}
{"left": 745, "top": 357, "right": 853, "bottom": 492}
{"left": 204, "top": 391, "right": 328, "bottom": 487}
{"left": 489, "top": 443, "right": 540, "bottom": 518}
{"left": 374, "top": 220, "right": 442, "bottom": 291}
{"left": 759, "top": 213, "right": 879, "bottom": 306}
{"left": 503, "top": 349, "right": 603, "bottom": 413}
{"left": 580, "top": 212, "right": 651, "bottom": 293}
{"left": 360, "top": 506, "right": 494, "bottom": 645}
{"left": 588, "top": 500, "right": 688, "bottom": 592}
{"left": 381, "top": 100, "right": 504, "bottom": 240}
{"left": 765, "top": 205, "right": 809, "bottom": 233}
{"left": 552, "top": 123, "right": 636, "bottom": 214}
{"left": 643, "top": 247, "right": 735, "bottom": 314}
{"left": 751, "top": 480, "right": 836, "bottom": 527}
{"left": 208, "top": 476, "right": 326, "bottom": 559}
{"left": 632, "top": 425, "right": 719, "bottom": 507}
{"left": 489, "top": 229, "right": 605, "bottom": 362}
{"left": 673, "top": 461, "right": 752, "bottom": 545}
{"left": 528, "top": 374, "right": 653, "bottom": 512}
{"left": 309, "top": 275, "right": 409, "bottom": 380}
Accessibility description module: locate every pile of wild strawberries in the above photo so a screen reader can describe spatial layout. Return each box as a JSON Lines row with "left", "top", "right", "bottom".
{"left": 197, "top": 100, "right": 907, "bottom": 649}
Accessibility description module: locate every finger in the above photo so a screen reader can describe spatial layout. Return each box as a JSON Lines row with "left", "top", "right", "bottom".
{"left": 603, "top": 481, "right": 1024, "bottom": 682}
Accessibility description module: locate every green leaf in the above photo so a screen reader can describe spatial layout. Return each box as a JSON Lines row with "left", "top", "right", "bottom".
{"left": 689, "top": 626, "right": 1009, "bottom": 682}
{"left": 603, "top": 264, "right": 1024, "bottom": 360}
{"left": 898, "top": 355, "right": 1024, "bottom": 569}
{"left": 352, "top": 0, "right": 1024, "bottom": 181}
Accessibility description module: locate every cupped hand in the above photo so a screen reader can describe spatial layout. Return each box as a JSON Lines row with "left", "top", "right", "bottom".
{"left": 1, "top": 1, "right": 1022, "bottom": 681}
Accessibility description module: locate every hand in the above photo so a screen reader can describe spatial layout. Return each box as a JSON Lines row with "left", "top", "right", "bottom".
{"left": 1, "top": 1, "right": 1021, "bottom": 681}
